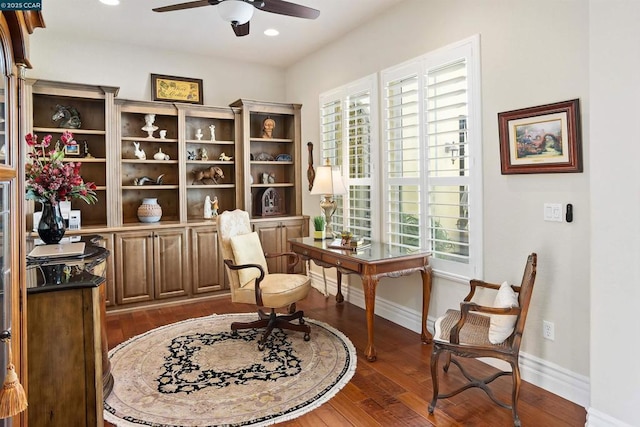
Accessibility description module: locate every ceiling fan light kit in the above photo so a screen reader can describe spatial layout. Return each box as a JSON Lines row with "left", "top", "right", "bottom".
{"left": 218, "top": 0, "right": 254, "bottom": 25}
{"left": 152, "top": 0, "right": 320, "bottom": 37}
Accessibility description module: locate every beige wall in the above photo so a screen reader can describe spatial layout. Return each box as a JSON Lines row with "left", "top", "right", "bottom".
{"left": 286, "top": 0, "right": 590, "bottom": 401}
{"left": 29, "top": 1, "right": 640, "bottom": 424}
{"left": 28, "top": 32, "right": 287, "bottom": 105}
{"left": 589, "top": 1, "right": 640, "bottom": 426}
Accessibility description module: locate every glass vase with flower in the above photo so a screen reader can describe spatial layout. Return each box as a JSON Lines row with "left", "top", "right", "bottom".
{"left": 25, "top": 131, "right": 97, "bottom": 244}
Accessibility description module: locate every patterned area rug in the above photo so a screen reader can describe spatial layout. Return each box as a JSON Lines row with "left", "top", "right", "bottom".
{"left": 104, "top": 313, "right": 357, "bottom": 426}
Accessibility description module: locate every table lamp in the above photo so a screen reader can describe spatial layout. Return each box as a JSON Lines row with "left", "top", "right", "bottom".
{"left": 310, "top": 160, "right": 347, "bottom": 238}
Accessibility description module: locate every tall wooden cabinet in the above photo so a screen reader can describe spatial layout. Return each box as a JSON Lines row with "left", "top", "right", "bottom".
{"left": 25, "top": 80, "right": 119, "bottom": 228}
{"left": 181, "top": 104, "right": 240, "bottom": 220}
{"left": 116, "top": 100, "right": 180, "bottom": 224}
{"left": 230, "top": 99, "right": 302, "bottom": 219}
{"left": 26, "top": 87, "right": 309, "bottom": 310}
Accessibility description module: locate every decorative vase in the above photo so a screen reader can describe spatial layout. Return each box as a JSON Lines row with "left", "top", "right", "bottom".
{"left": 38, "top": 202, "right": 66, "bottom": 244}
{"left": 137, "top": 198, "right": 162, "bottom": 223}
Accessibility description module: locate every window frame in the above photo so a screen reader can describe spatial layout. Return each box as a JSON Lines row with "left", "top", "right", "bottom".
{"left": 318, "top": 35, "right": 482, "bottom": 279}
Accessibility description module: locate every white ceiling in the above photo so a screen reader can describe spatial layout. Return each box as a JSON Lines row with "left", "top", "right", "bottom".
{"left": 42, "top": 0, "right": 402, "bottom": 68}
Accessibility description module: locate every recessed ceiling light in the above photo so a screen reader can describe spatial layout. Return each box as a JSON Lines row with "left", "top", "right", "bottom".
{"left": 264, "top": 29, "right": 279, "bottom": 37}
{"left": 99, "top": 0, "right": 120, "bottom": 5}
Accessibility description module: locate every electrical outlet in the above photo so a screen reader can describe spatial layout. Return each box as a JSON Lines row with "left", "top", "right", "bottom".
{"left": 543, "top": 320, "right": 555, "bottom": 341}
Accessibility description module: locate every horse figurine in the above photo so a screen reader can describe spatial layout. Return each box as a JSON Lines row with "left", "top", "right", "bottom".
{"left": 192, "top": 166, "right": 224, "bottom": 185}
{"left": 52, "top": 104, "right": 82, "bottom": 129}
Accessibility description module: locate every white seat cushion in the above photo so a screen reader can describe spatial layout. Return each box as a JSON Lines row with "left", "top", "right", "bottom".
{"left": 233, "top": 273, "right": 311, "bottom": 308}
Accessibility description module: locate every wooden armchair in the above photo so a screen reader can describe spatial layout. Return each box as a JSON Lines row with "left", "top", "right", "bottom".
{"left": 428, "top": 253, "right": 537, "bottom": 427}
{"left": 217, "top": 209, "right": 311, "bottom": 350}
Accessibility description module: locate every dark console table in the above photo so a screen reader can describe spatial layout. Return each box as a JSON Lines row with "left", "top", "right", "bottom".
{"left": 26, "top": 235, "right": 111, "bottom": 426}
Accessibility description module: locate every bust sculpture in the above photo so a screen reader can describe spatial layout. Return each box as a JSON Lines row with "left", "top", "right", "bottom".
{"left": 262, "top": 117, "right": 275, "bottom": 139}
{"left": 142, "top": 114, "right": 158, "bottom": 138}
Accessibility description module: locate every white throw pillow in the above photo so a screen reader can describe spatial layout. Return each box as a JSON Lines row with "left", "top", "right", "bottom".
{"left": 229, "top": 232, "right": 269, "bottom": 286}
{"left": 488, "top": 281, "right": 519, "bottom": 344}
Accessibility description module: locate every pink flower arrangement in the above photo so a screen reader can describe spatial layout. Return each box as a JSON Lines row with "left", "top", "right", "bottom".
{"left": 25, "top": 131, "right": 97, "bottom": 205}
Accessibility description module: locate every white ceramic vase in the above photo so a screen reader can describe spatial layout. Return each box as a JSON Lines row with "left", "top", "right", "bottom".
{"left": 137, "top": 198, "right": 162, "bottom": 223}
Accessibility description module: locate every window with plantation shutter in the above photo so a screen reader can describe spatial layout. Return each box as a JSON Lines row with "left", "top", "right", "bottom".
{"left": 319, "top": 75, "right": 378, "bottom": 240}
{"left": 318, "top": 35, "right": 481, "bottom": 278}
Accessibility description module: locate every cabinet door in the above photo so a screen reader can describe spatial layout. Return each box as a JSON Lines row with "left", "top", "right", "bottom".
{"left": 115, "top": 231, "right": 154, "bottom": 304}
{"left": 254, "top": 221, "right": 283, "bottom": 273}
{"left": 190, "top": 226, "right": 225, "bottom": 294}
{"left": 254, "top": 219, "right": 307, "bottom": 273}
{"left": 154, "top": 228, "right": 190, "bottom": 299}
{"left": 280, "top": 219, "right": 307, "bottom": 274}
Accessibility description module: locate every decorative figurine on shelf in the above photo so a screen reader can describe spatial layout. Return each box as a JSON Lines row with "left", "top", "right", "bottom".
{"left": 195, "top": 128, "right": 203, "bottom": 140}
{"left": 219, "top": 152, "right": 233, "bottom": 161}
{"left": 82, "top": 141, "right": 93, "bottom": 159}
{"left": 204, "top": 195, "right": 213, "bottom": 219}
{"left": 52, "top": 104, "right": 82, "bottom": 129}
{"left": 142, "top": 114, "right": 158, "bottom": 138}
{"left": 209, "top": 125, "right": 216, "bottom": 141}
{"left": 268, "top": 173, "right": 276, "bottom": 184}
{"left": 262, "top": 172, "right": 269, "bottom": 184}
{"left": 212, "top": 196, "right": 219, "bottom": 216}
{"left": 262, "top": 117, "right": 275, "bottom": 138}
{"left": 187, "top": 150, "right": 196, "bottom": 160}
{"left": 154, "top": 148, "right": 170, "bottom": 161}
{"left": 192, "top": 166, "right": 224, "bottom": 185}
{"left": 199, "top": 147, "right": 208, "bottom": 161}
{"left": 133, "top": 141, "right": 146, "bottom": 160}
{"left": 133, "top": 174, "right": 165, "bottom": 186}
{"left": 159, "top": 130, "right": 167, "bottom": 139}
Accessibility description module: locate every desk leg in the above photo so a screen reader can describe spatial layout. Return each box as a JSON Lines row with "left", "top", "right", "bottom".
{"left": 336, "top": 270, "right": 344, "bottom": 303}
{"left": 363, "top": 274, "right": 378, "bottom": 362}
{"left": 421, "top": 267, "right": 433, "bottom": 343}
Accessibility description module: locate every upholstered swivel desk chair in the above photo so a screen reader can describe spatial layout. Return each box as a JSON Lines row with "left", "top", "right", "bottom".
{"left": 428, "top": 253, "right": 537, "bottom": 427}
{"left": 217, "top": 209, "right": 311, "bottom": 350}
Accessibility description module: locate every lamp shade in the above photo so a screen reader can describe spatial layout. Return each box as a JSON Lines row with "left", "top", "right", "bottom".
{"left": 310, "top": 165, "right": 347, "bottom": 196}
{"left": 218, "top": 0, "right": 254, "bottom": 25}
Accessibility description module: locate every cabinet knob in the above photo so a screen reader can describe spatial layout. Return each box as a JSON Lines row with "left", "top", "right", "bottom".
{"left": 336, "top": 260, "right": 341, "bottom": 266}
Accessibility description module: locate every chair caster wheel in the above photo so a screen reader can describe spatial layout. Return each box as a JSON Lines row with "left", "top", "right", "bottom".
{"left": 299, "top": 318, "right": 305, "bottom": 325}
{"left": 258, "top": 342, "right": 265, "bottom": 351}
{"left": 304, "top": 333, "right": 310, "bottom": 341}
{"left": 231, "top": 330, "right": 238, "bottom": 336}
{"left": 428, "top": 405, "right": 434, "bottom": 414}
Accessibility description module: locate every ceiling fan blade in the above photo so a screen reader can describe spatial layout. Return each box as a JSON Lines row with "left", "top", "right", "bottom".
{"left": 232, "top": 21, "right": 250, "bottom": 37}
{"left": 152, "top": 0, "right": 220, "bottom": 13}
{"left": 258, "top": 0, "right": 320, "bottom": 19}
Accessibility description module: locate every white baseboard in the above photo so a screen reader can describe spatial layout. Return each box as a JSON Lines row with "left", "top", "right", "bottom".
{"left": 310, "top": 272, "right": 590, "bottom": 408}
{"left": 586, "top": 408, "right": 635, "bottom": 427}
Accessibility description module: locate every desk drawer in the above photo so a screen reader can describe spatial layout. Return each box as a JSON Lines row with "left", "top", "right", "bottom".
{"left": 321, "top": 253, "right": 361, "bottom": 273}
{"left": 295, "top": 247, "right": 323, "bottom": 260}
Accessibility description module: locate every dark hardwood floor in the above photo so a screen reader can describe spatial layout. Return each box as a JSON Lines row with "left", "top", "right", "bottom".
{"left": 105, "top": 288, "right": 587, "bottom": 426}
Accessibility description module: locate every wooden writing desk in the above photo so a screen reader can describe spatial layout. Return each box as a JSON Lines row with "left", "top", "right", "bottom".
{"left": 288, "top": 237, "right": 432, "bottom": 361}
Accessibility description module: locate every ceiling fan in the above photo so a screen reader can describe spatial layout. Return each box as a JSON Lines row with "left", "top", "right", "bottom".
{"left": 152, "top": 0, "right": 320, "bottom": 37}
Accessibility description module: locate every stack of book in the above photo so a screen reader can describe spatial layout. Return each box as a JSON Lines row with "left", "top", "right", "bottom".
{"left": 328, "top": 236, "right": 371, "bottom": 251}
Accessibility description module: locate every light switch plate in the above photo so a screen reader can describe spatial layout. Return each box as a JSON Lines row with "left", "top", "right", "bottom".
{"left": 544, "top": 203, "right": 563, "bottom": 222}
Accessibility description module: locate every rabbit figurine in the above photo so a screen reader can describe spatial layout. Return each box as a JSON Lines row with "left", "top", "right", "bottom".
{"left": 133, "top": 141, "right": 146, "bottom": 160}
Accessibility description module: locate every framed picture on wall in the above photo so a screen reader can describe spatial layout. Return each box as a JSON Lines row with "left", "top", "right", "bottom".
{"left": 498, "top": 99, "right": 582, "bottom": 174}
{"left": 151, "top": 74, "right": 203, "bottom": 105}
